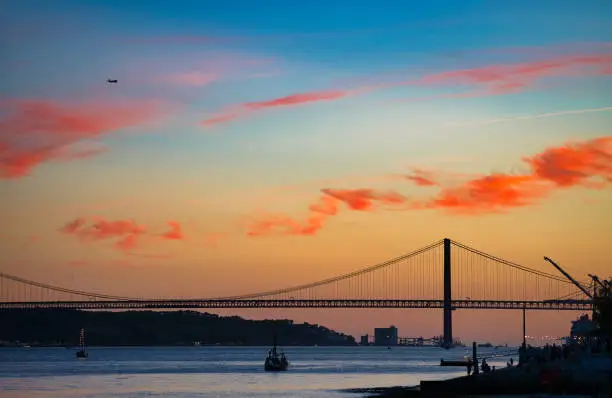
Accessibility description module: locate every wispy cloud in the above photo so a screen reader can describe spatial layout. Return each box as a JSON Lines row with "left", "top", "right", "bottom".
{"left": 395, "top": 53, "right": 612, "bottom": 100}
{"left": 202, "top": 51, "right": 612, "bottom": 127}
{"left": 444, "top": 106, "right": 612, "bottom": 128}
{"left": 202, "top": 89, "right": 361, "bottom": 126}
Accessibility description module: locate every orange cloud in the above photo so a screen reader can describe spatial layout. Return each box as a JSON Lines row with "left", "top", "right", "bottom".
{"left": 247, "top": 189, "right": 408, "bottom": 237}
{"left": 160, "top": 221, "right": 184, "bottom": 240}
{"left": 321, "top": 188, "right": 407, "bottom": 211}
{"left": 247, "top": 195, "right": 338, "bottom": 237}
{"left": 60, "top": 217, "right": 147, "bottom": 252}
{"left": 421, "top": 174, "right": 551, "bottom": 214}
{"left": 0, "top": 98, "right": 167, "bottom": 178}
{"left": 523, "top": 136, "right": 612, "bottom": 187}
{"left": 247, "top": 136, "right": 612, "bottom": 236}
{"left": 59, "top": 218, "right": 219, "bottom": 253}
{"left": 404, "top": 168, "right": 438, "bottom": 187}
{"left": 418, "top": 137, "right": 612, "bottom": 213}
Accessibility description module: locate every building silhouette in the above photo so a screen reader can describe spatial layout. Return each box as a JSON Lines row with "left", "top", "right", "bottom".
{"left": 374, "top": 325, "right": 398, "bottom": 346}
{"left": 360, "top": 334, "right": 369, "bottom": 345}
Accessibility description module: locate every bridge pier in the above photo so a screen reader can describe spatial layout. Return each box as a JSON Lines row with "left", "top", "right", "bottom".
{"left": 443, "top": 238, "right": 453, "bottom": 347}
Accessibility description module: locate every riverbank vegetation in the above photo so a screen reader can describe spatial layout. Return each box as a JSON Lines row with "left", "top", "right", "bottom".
{"left": 0, "top": 309, "right": 357, "bottom": 347}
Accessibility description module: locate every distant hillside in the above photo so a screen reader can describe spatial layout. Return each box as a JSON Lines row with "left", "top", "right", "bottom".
{"left": 0, "top": 309, "right": 357, "bottom": 347}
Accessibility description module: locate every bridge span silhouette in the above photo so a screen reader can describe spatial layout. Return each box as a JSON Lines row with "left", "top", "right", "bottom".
{"left": 0, "top": 238, "right": 593, "bottom": 347}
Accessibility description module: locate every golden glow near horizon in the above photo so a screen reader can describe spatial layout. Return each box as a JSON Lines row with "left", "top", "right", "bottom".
{"left": 2, "top": 2, "right": 612, "bottom": 344}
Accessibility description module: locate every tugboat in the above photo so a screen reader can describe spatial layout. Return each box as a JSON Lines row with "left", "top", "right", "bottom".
{"left": 264, "top": 336, "right": 289, "bottom": 371}
{"left": 76, "top": 328, "right": 88, "bottom": 359}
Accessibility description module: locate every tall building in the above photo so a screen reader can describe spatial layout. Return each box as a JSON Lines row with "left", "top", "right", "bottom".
{"left": 360, "top": 334, "right": 369, "bottom": 345}
{"left": 374, "top": 325, "right": 398, "bottom": 346}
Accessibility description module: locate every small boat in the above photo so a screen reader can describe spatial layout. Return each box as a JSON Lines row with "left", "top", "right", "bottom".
{"left": 76, "top": 328, "right": 88, "bottom": 359}
{"left": 264, "top": 336, "right": 289, "bottom": 371}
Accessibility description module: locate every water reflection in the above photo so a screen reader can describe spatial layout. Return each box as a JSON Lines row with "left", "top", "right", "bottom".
{"left": 0, "top": 346, "right": 517, "bottom": 397}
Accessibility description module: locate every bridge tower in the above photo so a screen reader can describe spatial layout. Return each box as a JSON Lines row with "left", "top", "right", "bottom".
{"left": 443, "top": 238, "right": 453, "bottom": 347}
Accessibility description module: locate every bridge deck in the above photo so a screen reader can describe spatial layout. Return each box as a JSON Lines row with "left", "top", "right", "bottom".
{"left": 0, "top": 299, "right": 592, "bottom": 310}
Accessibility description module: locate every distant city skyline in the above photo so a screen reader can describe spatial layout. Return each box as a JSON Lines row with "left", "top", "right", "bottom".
{"left": 1, "top": 0, "right": 611, "bottom": 344}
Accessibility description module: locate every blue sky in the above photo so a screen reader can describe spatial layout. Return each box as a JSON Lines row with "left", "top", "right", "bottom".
{"left": 1, "top": 0, "right": 612, "bottom": 342}
{"left": 2, "top": 0, "right": 611, "bottom": 179}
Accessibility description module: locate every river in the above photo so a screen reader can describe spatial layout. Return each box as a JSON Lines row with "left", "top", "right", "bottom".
{"left": 0, "top": 346, "right": 518, "bottom": 397}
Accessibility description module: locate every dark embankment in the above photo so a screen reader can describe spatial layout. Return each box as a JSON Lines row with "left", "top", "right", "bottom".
{"left": 349, "top": 362, "right": 612, "bottom": 397}
{"left": 0, "top": 309, "right": 357, "bottom": 347}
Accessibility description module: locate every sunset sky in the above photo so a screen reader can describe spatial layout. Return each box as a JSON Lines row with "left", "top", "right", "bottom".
{"left": 2, "top": 0, "right": 612, "bottom": 344}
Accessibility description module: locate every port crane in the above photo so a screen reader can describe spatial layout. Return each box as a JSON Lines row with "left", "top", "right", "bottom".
{"left": 589, "top": 274, "right": 611, "bottom": 299}
{"left": 543, "top": 256, "right": 611, "bottom": 302}
{"left": 543, "top": 256, "right": 594, "bottom": 299}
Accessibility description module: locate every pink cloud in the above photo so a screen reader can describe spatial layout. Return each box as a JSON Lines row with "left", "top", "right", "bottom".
{"left": 201, "top": 50, "right": 612, "bottom": 127}
{"left": 0, "top": 98, "right": 168, "bottom": 179}
{"left": 59, "top": 217, "right": 147, "bottom": 252}
{"left": 59, "top": 217, "right": 226, "bottom": 254}
{"left": 414, "top": 54, "right": 612, "bottom": 95}
{"left": 201, "top": 89, "right": 356, "bottom": 126}
{"left": 202, "top": 111, "right": 243, "bottom": 126}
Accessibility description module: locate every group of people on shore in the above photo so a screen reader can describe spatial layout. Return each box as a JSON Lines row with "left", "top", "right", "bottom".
{"left": 466, "top": 358, "right": 494, "bottom": 375}
{"left": 464, "top": 337, "right": 611, "bottom": 376}
{"left": 518, "top": 337, "right": 611, "bottom": 367}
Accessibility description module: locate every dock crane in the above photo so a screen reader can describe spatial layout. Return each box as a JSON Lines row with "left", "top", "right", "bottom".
{"left": 543, "top": 256, "right": 593, "bottom": 299}
{"left": 589, "top": 274, "right": 611, "bottom": 299}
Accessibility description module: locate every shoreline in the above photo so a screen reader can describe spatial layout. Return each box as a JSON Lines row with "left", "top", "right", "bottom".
{"left": 1, "top": 343, "right": 362, "bottom": 348}
{"left": 343, "top": 356, "right": 612, "bottom": 397}
{"left": 345, "top": 386, "right": 421, "bottom": 398}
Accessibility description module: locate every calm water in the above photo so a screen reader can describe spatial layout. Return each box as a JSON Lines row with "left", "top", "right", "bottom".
{"left": 0, "top": 346, "right": 518, "bottom": 397}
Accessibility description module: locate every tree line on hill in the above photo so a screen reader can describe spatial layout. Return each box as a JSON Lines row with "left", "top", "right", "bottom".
{"left": 0, "top": 309, "right": 357, "bottom": 347}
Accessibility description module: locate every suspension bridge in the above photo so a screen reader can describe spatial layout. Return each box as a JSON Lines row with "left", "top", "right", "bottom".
{"left": 0, "top": 238, "right": 593, "bottom": 346}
